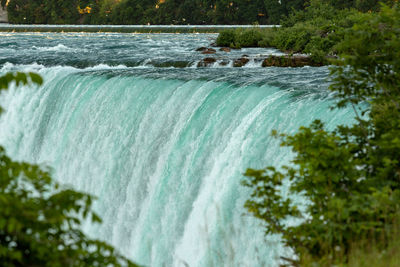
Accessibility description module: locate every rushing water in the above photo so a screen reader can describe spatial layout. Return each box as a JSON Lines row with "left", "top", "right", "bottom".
{"left": 0, "top": 32, "right": 354, "bottom": 266}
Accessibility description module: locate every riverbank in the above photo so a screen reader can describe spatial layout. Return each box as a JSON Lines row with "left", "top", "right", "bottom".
{"left": 0, "top": 24, "right": 278, "bottom": 33}
{"left": 214, "top": 5, "right": 373, "bottom": 65}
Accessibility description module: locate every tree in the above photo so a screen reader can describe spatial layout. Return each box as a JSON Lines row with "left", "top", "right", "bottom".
{"left": 0, "top": 73, "right": 138, "bottom": 266}
{"left": 7, "top": 0, "right": 43, "bottom": 24}
{"left": 243, "top": 4, "right": 400, "bottom": 265}
{"left": 264, "top": 0, "right": 305, "bottom": 24}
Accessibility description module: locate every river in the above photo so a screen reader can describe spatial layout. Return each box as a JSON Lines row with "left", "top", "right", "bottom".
{"left": 0, "top": 32, "right": 354, "bottom": 266}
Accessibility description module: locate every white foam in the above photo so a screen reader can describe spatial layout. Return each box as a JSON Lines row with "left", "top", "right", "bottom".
{"left": 32, "top": 43, "right": 87, "bottom": 53}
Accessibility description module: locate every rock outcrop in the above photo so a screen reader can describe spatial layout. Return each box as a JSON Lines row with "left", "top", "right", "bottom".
{"left": 195, "top": 47, "right": 207, "bottom": 52}
{"left": 219, "top": 47, "right": 231, "bottom": 52}
{"left": 233, "top": 57, "right": 250, "bottom": 67}
{"left": 197, "top": 57, "right": 217, "bottom": 67}
{"left": 201, "top": 48, "right": 216, "bottom": 54}
{"left": 262, "top": 55, "right": 323, "bottom": 67}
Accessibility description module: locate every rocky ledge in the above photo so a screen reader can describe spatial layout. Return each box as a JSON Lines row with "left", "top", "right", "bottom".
{"left": 196, "top": 46, "right": 325, "bottom": 67}
{"left": 261, "top": 55, "right": 323, "bottom": 67}
{"left": 197, "top": 55, "right": 324, "bottom": 68}
{"left": 197, "top": 57, "right": 217, "bottom": 67}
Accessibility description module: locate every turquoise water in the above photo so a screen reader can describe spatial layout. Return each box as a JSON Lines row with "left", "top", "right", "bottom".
{"left": 0, "top": 32, "right": 354, "bottom": 266}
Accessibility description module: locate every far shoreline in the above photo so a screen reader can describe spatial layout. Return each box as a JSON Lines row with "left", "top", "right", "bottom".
{"left": 0, "top": 24, "right": 279, "bottom": 33}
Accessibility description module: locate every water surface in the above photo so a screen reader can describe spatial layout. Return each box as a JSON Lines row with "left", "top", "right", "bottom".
{"left": 0, "top": 32, "right": 354, "bottom": 266}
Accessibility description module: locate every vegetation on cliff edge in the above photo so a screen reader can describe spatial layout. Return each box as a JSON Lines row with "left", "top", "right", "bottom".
{"left": 243, "top": 4, "right": 400, "bottom": 266}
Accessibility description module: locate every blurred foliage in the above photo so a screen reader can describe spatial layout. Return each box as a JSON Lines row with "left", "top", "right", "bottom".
{"left": 0, "top": 72, "right": 42, "bottom": 114}
{"left": 0, "top": 73, "right": 138, "bottom": 266}
{"left": 0, "top": 72, "right": 42, "bottom": 90}
{"left": 243, "top": 4, "right": 400, "bottom": 266}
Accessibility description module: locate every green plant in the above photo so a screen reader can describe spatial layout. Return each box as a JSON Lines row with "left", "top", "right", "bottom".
{"left": 235, "top": 28, "right": 264, "bottom": 47}
{"left": 217, "top": 28, "right": 264, "bottom": 48}
{"left": 215, "top": 0, "right": 384, "bottom": 64}
{"left": 304, "top": 35, "right": 335, "bottom": 62}
{"left": 272, "top": 23, "right": 316, "bottom": 52}
{"left": 216, "top": 29, "right": 236, "bottom": 47}
{"left": 243, "top": 4, "right": 400, "bottom": 265}
{"left": 257, "top": 28, "right": 277, "bottom": 47}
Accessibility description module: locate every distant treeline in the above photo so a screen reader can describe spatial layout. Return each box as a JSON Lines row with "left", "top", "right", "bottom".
{"left": 4, "top": 0, "right": 304, "bottom": 25}
{"left": 3, "top": 0, "right": 391, "bottom": 25}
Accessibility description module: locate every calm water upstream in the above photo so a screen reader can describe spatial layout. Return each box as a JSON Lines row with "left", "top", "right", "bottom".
{"left": 0, "top": 32, "right": 354, "bottom": 266}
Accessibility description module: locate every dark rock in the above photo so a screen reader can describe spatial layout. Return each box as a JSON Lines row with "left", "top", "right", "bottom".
{"left": 219, "top": 60, "right": 230, "bottom": 66}
{"left": 201, "top": 48, "right": 217, "bottom": 54}
{"left": 154, "top": 61, "right": 190, "bottom": 68}
{"left": 233, "top": 57, "right": 250, "bottom": 67}
{"left": 197, "top": 57, "right": 217, "bottom": 67}
{"left": 262, "top": 55, "right": 323, "bottom": 67}
{"left": 195, "top": 47, "right": 208, "bottom": 52}
{"left": 219, "top": 47, "right": 231, "bottom": 52}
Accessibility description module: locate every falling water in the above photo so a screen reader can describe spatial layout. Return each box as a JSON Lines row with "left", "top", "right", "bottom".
{"left": 0, "top": 32, "right": 354, "bottom": 266}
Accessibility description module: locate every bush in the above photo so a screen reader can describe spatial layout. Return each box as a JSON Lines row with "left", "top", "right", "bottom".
{"left": 216, "top": 29, "right": 236, "bottom": 47}
{"left": 272, "top": 23, "right": 316, "bottom": 52}
{"left": 235, "top": 28, "right": 264, "bottom": 47}
{"left": 304, "top": 35, "right": 336, "bottom": 62}
{"left": 217, "top": 28, "right": 265, "bottom": 48}
{"left": 257, "top": 28, "right": 277, "bottom": 47}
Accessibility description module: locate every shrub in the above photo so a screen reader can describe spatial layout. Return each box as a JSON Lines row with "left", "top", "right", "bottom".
{"left": 235, "top": 28, "right": 264, "bottom": 47}
{"left": 272, "top": 23, "right": 316, "bottom": 52}
{"left": 216, "top": 29, "right": 236, "bottom": 47}
{"left": 257, "top": 28, "right": 277, "bottom": 47}
{"left": 304, "top": 35, "right": 336, "bottom": 62}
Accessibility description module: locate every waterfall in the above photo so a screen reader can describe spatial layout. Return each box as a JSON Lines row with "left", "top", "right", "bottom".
{"left": 0, "top": 62, "right": 354, "bottom": 266}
